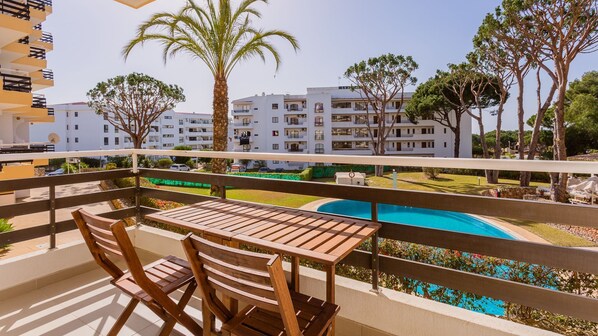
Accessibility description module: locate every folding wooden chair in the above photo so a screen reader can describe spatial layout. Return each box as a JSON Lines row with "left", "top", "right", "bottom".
{"left": 182, "top": 233, "right": 340, "bottom": 336}
{"left": 72, "top": 209, "right": 203, "bottom": 336}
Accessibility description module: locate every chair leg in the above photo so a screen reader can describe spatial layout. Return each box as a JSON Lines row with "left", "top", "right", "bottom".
{"left": 169, "top": 281, "right": 203, "bottom": 336}
{"left": 202, "top": 299, "right": 214, "bottom": 336}
{"left": 107, "top": 298, "right": 139, "bottom": 336}
{"left": 158, "top": 316, "right": 177, "bottom": 336}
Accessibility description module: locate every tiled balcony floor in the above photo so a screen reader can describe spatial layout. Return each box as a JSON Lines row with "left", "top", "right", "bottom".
{"left": 0, "top": 259, "right": 208, "bottom": 336}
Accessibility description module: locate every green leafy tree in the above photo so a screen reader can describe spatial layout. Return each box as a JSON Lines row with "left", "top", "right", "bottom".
{"left": 173, "top": 145, "right": 193, "bottom": 164}
{"left": 344, "top": 54, "right": 418, "bottom": 176}
{"left": 506, "top": 0, "right": 598, "bottom": 201}
{"left": 406, "top": 70, "right": 470, "bottom": 158}
{"left": 87, "top": 73, "right": 185, "bottom": 149}
{"left": 123, "top": 0, "right": 299, "bottom": 194}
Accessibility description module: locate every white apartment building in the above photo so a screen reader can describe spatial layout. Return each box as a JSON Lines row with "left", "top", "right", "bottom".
{"left": 30, "top": 102, "right": 214, "bottom": 151}
{"left": 231, "top": 86, "right": 472, "bottom": 170}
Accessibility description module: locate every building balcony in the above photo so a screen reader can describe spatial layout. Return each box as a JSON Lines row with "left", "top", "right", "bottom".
{"left": 232, "top": 122, "right": 252, "bottom": 128}
{"left": 231, "top": 109, "right": 251, "bottom": 114}
{"left": 286, "top": 119, "right": 306, "bottom": 126}
{"left": 0, "top": 150, "right": 597, "bottom": 336}
{"left": 0, "top": 0, "right": 30, "bottom": 20}
{"left": 0, "top": 72, "right": 31, "bottom": 93}
{"left": 285, "top": 133, "right": 305, "bottom": 139}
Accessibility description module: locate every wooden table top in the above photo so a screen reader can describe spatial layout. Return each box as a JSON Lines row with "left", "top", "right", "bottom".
{"left": 146, "top": 199, "right": 380, "bottom": 265}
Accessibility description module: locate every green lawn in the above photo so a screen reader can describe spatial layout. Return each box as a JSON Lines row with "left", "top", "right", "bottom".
{"left": 156, "top": 171, "right": 594, "bottom": 247}
{"left": 159, "top": 185, "right": 322, "bottom": 208}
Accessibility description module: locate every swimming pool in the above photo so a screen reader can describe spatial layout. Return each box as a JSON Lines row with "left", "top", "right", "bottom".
{"left": 317, "top": 199, "right": 514, "bottom": 316}
{"left": 317, "top": 200, "right": 514, "bottom": 239}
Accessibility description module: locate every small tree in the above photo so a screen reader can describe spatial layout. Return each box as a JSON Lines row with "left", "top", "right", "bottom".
{"left": 87, "top": 73, "right": 185, "bottom": 149}
{"left": 173, "top": 145, "right": 193, "bottom": 164}
{"left": 344, "top": 54, "right": 418, "bottom": 176}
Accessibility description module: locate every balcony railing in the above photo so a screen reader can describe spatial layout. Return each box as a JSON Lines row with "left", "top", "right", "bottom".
{"left": 314, "top": 121, "right": 324, "bottom": 127}
{"left": 18, "top": 36, "right": 29, "bottom": 45}
{"left": 1, "top": 73, "right": 31, "bottom": 92}
{"left": 31, "top": 94, "right": 46, "bottom": 108}
{"left": 41, "top": 69, "right": 53, "bottom": 80}
{"left": 232, "top": 109, "right": 250, "bottom": 113}
{"left": 29, "top": 46, "right": 46, "bottom": 60}
{"left": 1, "top": 149, "right": 598, "bottom": 332}
{"left": 0, "top": 143, "right": 54, "bottom": 155}
{"left": 47, "top": 107, "right": 54, "bottom": 116}
{"left": 33, "top": 23, "right": 41, "bottom": 30}
{"left": 28, "top": 0, "right": 51, "bottom": 10}
{"left": 40, "top": 32, "right": 53, "bottom": 44}
{"left": 0, "top": 0, "right": 30, "bottom": 19}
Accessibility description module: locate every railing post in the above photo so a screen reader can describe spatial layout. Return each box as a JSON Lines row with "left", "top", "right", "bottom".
{"left": 133, "top": 150, "right": 141, "bottom": 226}
{"left": 220, "top": 185, "right": 226, "bottom": 200}
{"left": 370, "top": 202, "right": 380, "bottom": 293}
{"left": 49, "top": 184, "right": 56, "bottom": 249}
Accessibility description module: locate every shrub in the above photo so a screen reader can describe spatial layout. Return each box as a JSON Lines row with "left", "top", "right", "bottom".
{"left": 185, "top": 159, "right": 196, "bottom": 169}
{"left": 423, "top": 167, "right": 441, "bottom": 179}
{"left": 157, "top": 158, "right": 173, "bottom": 169}
{"left": 173, "top": 145, "right": 193, "bottom": 164}
{"left": 80, "top": 157, "right": 102, "bottom": 168}
{"left": 105, "top": 163, "right": 118, "bottom": 170}
{"left": 299, "top": 167, "right": 313, "bottom": 181}
{"left": 61, "top": 162, "right": 79, "bottom": 173}
{"left": 0, "top": 218, "right": 13, "bottom": 251}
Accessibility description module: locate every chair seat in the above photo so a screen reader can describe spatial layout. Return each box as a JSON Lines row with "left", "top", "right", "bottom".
{"left": 112, "top": 255, "right": 194, "bottom": 302}
{"left": 223, "top": 291, "right": 340, "bottom": 336}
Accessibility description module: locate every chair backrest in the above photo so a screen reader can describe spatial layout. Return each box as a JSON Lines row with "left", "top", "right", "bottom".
{"left": 72, "top": 209, "right": 146, "bottom": 283}
{"left": 182, "top": 234, "right": 302, "bottom": 336}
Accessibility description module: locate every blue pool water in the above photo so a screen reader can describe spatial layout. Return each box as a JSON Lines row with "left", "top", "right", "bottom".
{"left": 317, "top": 200, "right": 515, "bottom": 316}
{"left": 317, "top": 200, "right": 514, "bottom": 239}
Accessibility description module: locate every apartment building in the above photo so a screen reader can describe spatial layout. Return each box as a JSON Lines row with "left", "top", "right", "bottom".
{"left": 30, "top": 102, "right": 214, "bottom": 151}
{"left": 231, "top": 86, "right": 472, "bottom": 170}
{"left": 0, "top": 0, "right": 54, "bottom": 201}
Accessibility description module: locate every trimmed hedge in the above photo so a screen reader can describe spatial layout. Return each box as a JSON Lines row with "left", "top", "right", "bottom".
{"left": 311, "top": 165, "right": 392, "bottom": 178}
{"left": 230, "top": 168, "right": 312, "bottom": 181}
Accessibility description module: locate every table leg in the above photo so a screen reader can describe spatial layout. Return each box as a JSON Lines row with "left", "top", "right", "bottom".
{"left": 291, "top": 256, "right": 300, "bottom": 292}
{"left": 326, "top": 265, "right": 336, "bottom": 335}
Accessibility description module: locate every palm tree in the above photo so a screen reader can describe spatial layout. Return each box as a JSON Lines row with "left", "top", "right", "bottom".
{"left": 123, "top": 0, "right": 299, "bottom": 193}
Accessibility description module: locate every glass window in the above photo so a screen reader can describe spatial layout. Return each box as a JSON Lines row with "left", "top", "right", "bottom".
{"left": 74, "top": 137, "right": 78, "bottom": 143}
{"left": 115, "top": 137, "right": 119, "bottom": 145}
{"left": 315, "top": 130, "right": 324, "bottom": 140}
{"left": 332, "top": 128, "right": 352, "bottom": 136}
{"left": 315, "top": 102, "right": 324, "bottom": 113}
{"left": 332, "top": 102, "right": 351, "bottom": 109}
{"left": 272, "top": 131, "right": 279, "bottom": 136}
{"left": 104, "top": 125, "right": 109, "bottom": 133}
{"left": 272, "top": 117, "right": 278, "bottom": 123}
{"left": 272, "top": 103, "right": 278, "bottom": 110}
{"left": 331, "top": 115, "right": 352, "bottom": 122}
{"left": 104, "top": 137, "right": 109, "bottom": 146}
{"left": 74, "top": 112, "right": 79, "bottom": 117}
{"left": 272, "top": 144, "right": 279, "bottom": 150}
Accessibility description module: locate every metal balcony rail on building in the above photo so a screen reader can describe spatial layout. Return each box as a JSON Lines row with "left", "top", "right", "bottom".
{"left": 33, "top": 23, "right": 41, "bottom": 30}
{"left": 1, "top": 73, "right": 32, "bottom": 92}
{"left": 0, "top": 149, "right": 598, "bottom": 325}
{"left": 27, "top": 0, "right": 50, "bottom": 10}
{"left": 0, "top": 0, "right": 30, "bottom": 19}
{"left": 41, "top": 69, "right": 53, "bottom": 80}
{"left": 39, "top": 32, "right": 53, "bottom": 44}
{"left": 31, "top": 94, "right": 46, "bottom": 108}
{"left": 46, "top": 107, "right": 54, "bottom": 116}
{"left": 0, "top": 143, "right": 54, "bottom": 156}
{"left": 29, "top": 46, "right": 46, "bottom": 60}
{"left": 18, "top": 36, "right": 29, "bottom": 45}
{"left": 232, "top": 109, "right": 250, "bottom": 113}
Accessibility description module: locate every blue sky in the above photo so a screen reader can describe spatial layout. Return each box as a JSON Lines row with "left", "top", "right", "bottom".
{"left": 44, "top": 0, "right": 597, "bottom": 131}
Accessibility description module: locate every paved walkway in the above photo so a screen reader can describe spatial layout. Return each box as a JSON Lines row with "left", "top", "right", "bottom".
{"left": 2, "top": 182, "right": 113, "bottom": 259}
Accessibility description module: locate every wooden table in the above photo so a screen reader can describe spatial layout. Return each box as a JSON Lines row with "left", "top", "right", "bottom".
{"left": 146, "top": 199, "right": 380, "bottom": 332}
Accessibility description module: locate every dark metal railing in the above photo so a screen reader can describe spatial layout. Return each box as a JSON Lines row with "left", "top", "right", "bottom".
{"left": 29, "top": 46, "right": 46, "bottom": 60}
{"left": 31, "top": 94, "right": 46, "bottom": 108}
{"left": 0, "top": 144, "right": 55, "bottom": 155}
{"left": 18, "top": 36, "right": 29, "bottom": 45}
{"left": 33, "top": 23, "right": 41, "bottom": 30}
{"left": 1, "top": 73, "right": 32, "bottom": 92}
{"left": 28, "top": 0, "right": 51, "bottom": 10}
{"left": 41, "top": 69, "right": 53, "bottom": 80}
{"left": 40, "top": 32, "right": 53, "bottom": 44}
{"left": 0, "top": 0, "right": 30, "bottom": 19}
{"left": 0, "top": 166, "right": 598, "bottom": 324}
{"left": 47, "top": 107, "right": 54, "bottom": 116}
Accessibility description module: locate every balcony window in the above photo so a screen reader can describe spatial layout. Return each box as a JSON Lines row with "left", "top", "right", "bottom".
{"left": 355, "top": 141, "right": 369, "bottom": 149}
{"left": 272, "top": 117, "right": 279, "bottom": 123}
{"left": 314, "top": 117, "right": 324, "bottom": 127}
{"left": 355, "top": 116, "right": 367, "bottom": 124}
{"left": 272, "top": 144, "right": 279, "bottom": 150}
{"left": 104, "top": 125, "right": 109, "bottom": 133}
{"left": 315, "top": 102, "right": 324, "bottom": 113}
{"left": 332, "top": 141, "right": 352, "bottom": 149}
{"left": 315, "top": 130, "right": 324, "bottom": 141}
{"left": 104, "top": 137, "right": 109, "bottom": 146}
{"left": 115, "top": 137, "right": 120, "bottom": 145}
{"left": 332, "top": 128, "right": 351, "bottom": 136}
{"left": 272, "top": 131, "right": 279, "bottom": 136}
{"left": 331, "top": 115, "right": 351, "bottom": 122}
{"left": 272, "top": 103, "right": 278, "bottom": 110}
{"left": 355, "top": 128, "right": 369, "bottom": 138}
{"left": 332, "top": 102, "right": 351, "bottom": 109}
{"left": 74, "top": 125, "right": 79, "bottom": 130}
{"left": 74, "top": 137, "right": 78, "bottom": 143}
{"left": 75, "top": 112, "right": 79, "bottom": 117}
{"left": 315, "top": 143, "right": 324, "bottom": 154}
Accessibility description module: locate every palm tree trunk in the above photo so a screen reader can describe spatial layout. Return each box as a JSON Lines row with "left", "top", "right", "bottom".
{"left": 210, "top": 74, "right": 229, "bottom": 196}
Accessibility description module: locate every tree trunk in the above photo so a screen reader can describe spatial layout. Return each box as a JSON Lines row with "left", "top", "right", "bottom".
{"left": 210, "top": 75, "right": 229, "bottom": 196}
{"left": 488, "top": 100, "right": 505, "bottom": 185}
{"left": 453, "top": 127, "right": 460, "bottom": 158}
{"left": 515, "top": 79, "right": 527, "bottom": 187}
{"left": 477, "top": 119, "right": 495, "bottom": 184}
{"left": 550, "top": 81, "right": 569, "bottom": 203}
